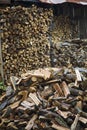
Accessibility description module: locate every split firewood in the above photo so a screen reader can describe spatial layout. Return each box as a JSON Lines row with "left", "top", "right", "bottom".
{"left": 41, "top": 86, "right": 53, "bottom": 99}
{"left": 69, "top": 87, "right": 83, "bottom": 96}
{"left": 80, "top": 111, "right": 87, "bottom": 119}
{"left": 53, "top": 83, "right": 64, "bottom": 96}
{"left": 75, "top": 100, "right": 82, "bottom": 110}
{"left": 25, "top": 114, "right": 38, "bottom": 130}
{"left": 2, "top": 107, "right": 12, "bottom": 118}
{"left": 71, "top": 114, "right": 80, "bottom": 130}
{"left": 29, "top": 93, "right": 41, "bottom": 106}
{"left": 57, "top": 110, "right": 71, "bottom": 119}
{"left": 18, "top": 90, "right": 28, "bottom": 101}
{"left": 79, "top": 117, "right": 87, "bottom": 125}
{"left": 55, "top": 116, "right": 69, "bottom": 128}
{"left": 0, "top": 5, "right": 53, "bottom": 85}
{"left": 7, "top": 122, "right": 18, "bottom": 130}
{"left": 29, "top": 86, "right": 37, "bottom": 93}
{"left": 40, "top": 79, "right": 59, "bottom": 86}
{"left": 75, "top": 68, "right": 82, "bottom": 82}
{"left": 17, "top": 106, "right": 27, "bottom": 111}
{"left": 61, "top": 81, "right": 70, "bottom": 97}
{"left": 9, "top": 100, "right": 21, "bottom": 109}
{"left": 0, "top": 94, "right": 6, "bottom": 102}
{"left": 52, "top": 122, "right": 69, "bottom": 130}
{"left": 10, "top": 76, "right": 18, "bottom": 91}
{"left": 0, "top": 67, "right": 87, "bottom": 129}
{"left": 21, "top": 100, "right": 35, "bottom": 109}
{"left": 18, "top": 121, "right": 27, "bottom": 127}
{"left": 21, "top": 68, "right": 52, "bottom": 80}
{"left": 76, "top": 107, "right": 87, "bottom": 118}
{"left": 0, "top": 118, "right": 4, "bottom": 127}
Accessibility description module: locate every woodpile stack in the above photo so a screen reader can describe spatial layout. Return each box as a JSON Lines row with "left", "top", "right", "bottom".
{"left": 0, "top": 5, "right": 53, "bottom": 83}
{"left": 49, "top": 15, "right": 78, "bottom": 43}
{"left": 0, "top": 67, "right": 87, "bottom": 130}
{"left": 50, "top": 40, "right": 87, "bottom": 67}
{"left": 0, "top": 4, "right": 85, "bottom": 84}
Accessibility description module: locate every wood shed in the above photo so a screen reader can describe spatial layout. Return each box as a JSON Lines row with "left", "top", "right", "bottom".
{"left": 0, "top": 0, "right": 87, "bottom": 83}
{"left": 0, "top": 1, "right": 87, "bottom": 130}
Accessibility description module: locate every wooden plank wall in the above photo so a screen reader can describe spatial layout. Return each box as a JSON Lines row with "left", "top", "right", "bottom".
{"left": 0, "top": 0, "right": 11, "bottom": 4}
{"left": 54, "top": 3, "right": 87, "bottom": 39}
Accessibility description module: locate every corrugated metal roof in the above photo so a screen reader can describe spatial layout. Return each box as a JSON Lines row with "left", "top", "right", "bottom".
{"left": 0, "top": 0, "right": 87, "bottom": 4}
{"left": 15, "top": 0, "right": 87, "bottom": 4}
{"left": 39, "top": 0, "right": 87, "bottom": 4}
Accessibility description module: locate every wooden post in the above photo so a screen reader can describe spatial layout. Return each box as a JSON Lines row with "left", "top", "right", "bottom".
{"left": 0, "top": 30, "right": 4, "bottom": 84}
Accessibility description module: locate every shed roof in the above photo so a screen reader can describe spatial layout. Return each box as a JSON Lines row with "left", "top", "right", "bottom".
{"left": 0, "top": 0, "right": 87, "bottom": 5}
{"left": 39, "top": 0, "right": 87, "bottom": 4}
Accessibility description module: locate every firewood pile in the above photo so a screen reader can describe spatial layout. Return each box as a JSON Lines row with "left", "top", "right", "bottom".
{"left": 0, "top": 67, "right": 87, "bottom": 130}
{"left": 0, "top": 5, "right": 79, "bottom": 84}
{"left": 49, "top": 15, "right": 78, "bottom": 43}
{"left": 50, "top": 40, "right": 87, "bottom": 67}
{"left": 0, "top": 5, "right": 53, "bottom": 83}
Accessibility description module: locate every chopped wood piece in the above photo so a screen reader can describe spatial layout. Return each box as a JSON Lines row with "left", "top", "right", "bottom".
{"left": 31, "top": 77, "right": 37, "bottom": 82}
{"left": 41, "top": 86, "right": 53, "bottom": 99}
{"left": 25, "top": 114, "right": 38, "bottom": 130}
{"left": 10, "top": 76, "right": 18, "bottom": 91}
{"left": 76, "top": 100, "right": 82, "bottom": 110}
{"left": 22, "top": 68, "right": 62, "bottom": 80}
{"left": 29, "top": 93, "right": 41, "bottom": 106}
{"left": 7, "top": 122, "right": 18, "bottom": 130}
{"left": 9, "top": 100, "right": 21, "bottom": 109}
{"left": 0, "top": 94, "right": 6, "bottom": 102}
{"left": 0, "top": 67, "right": 87, "bottom": 129}
{"left": 21, "top": 68, "right": 51, "bottom": 80}
{"left": 61, "top": 81, "right": 70, "bottom": 97}
{"left": 18, "top": 90, "right": 28, "bottom": 101}
{"left": 80, "top": 111, "right": 87, "bottom": 118}
{"left": 79, "top": 117, "right": 87, "bottom": 124}
{"left": 53, "top": 83, "right": 64, "bottom": 96}
{"left": 21, "top": 100, "right": 35, "bottom": 109}
{"left": 52, "top": 122, "right": 69, "bottom": 130}
{"left": 69, "top": 88, "right": 83, "bottom": 96}
{"left": 75, "top": 68, "right": 82, "bottom": 82}
{"left": 17, "top": 106, "right": 27, "bottom": 111}
{"left": 55, "top": 116, "right": 68, "bottom": 128}
{"left": 0, "top": 118, "right": 4, "bottom": 127}
{"left": 57, "top": 110, "right": 71, "bottom": 119}
{"left": 41, "top": 79, "right": 59, "bottom": 85}
{"left": 71, "top": 114, "right": 80, "bottom": 130}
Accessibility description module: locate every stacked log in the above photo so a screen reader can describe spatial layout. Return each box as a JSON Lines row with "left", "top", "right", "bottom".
{"left": 0, "top": 67, "right": 87, "bottom": 130}
{"left": 0, "top": 5, "right": 53, "bottom": 83}
{"left": 0, "top": 5, "right": 80, "bottom": 83}
{"left": 49, "top": 15, "right": 78, "bottom": 43}
{"left": 50, "top": 41, "right": 87, "bottom": 67}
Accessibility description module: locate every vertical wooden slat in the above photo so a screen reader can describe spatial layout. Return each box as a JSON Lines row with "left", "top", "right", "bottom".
{"left": 84, "top": 6, "right": 87, "bottom": 38}
{"left": 0, "top": 30, "right": 4, "bottom": 84}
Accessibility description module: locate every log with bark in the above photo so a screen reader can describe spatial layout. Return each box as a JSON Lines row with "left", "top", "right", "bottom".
{"left": 0, "top": 67, "right": 87, "bottom": 130}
